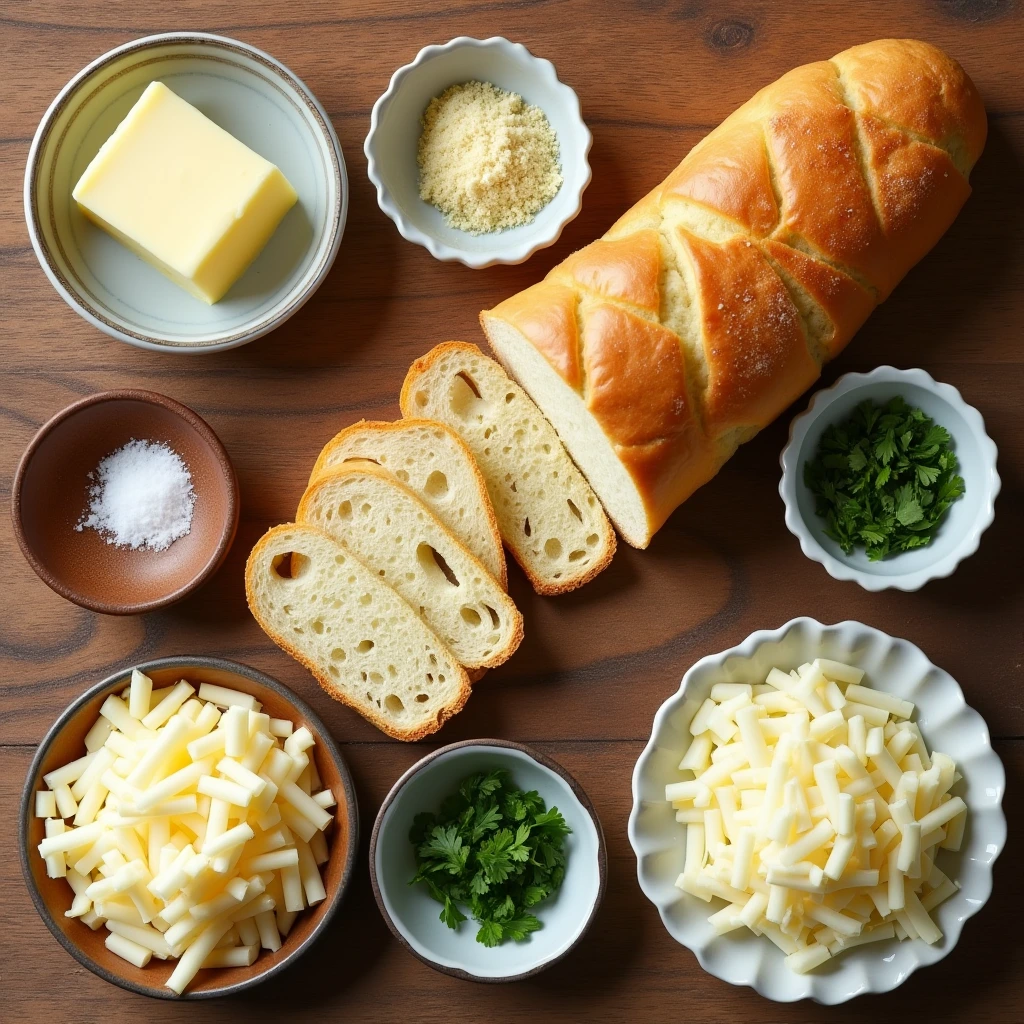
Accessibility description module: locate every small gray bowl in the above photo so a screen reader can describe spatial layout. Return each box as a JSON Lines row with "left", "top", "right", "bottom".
{"left": 20, "top": 657, "right": 359, "bottom": 999}
{"left": 369, "top": 739, "right": 606, "bottom": 981}
{"left": 25, "top": 33, "right": 347, "bottom": 353}
{"left": 780, "top": 366, "right": 1000, "bottom": 591}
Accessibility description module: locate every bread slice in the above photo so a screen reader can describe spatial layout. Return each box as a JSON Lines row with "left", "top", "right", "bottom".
{"left": 482, "top": 304, "right": 661, "bottom": 548}
{"left": 400, "top": 342, "right": 616, "bottom": 594}
{"left": 245, "top": 523, "right": 470, "bottom": 741}
{"left": 297, "top": 462, "right": 523, "bottom": 670}
{"left": 309, "top": 419, "right": 506, "bottom": 588}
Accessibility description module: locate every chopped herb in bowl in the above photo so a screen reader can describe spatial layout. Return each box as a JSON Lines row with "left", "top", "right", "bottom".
{"left": 408, "top": 768, "right": 571, "bottom": 946}
{"left": 803, "top": 396, "right": 965, "bottom": 561}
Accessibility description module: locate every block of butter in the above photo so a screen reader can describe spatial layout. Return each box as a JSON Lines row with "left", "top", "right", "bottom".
{"left": 73, "top": 81, "right": 298, "bottom": 304}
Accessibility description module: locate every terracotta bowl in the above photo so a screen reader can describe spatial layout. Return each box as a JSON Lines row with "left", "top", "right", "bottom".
{"left": 20, "top": 657, "right": 359, "bottom": 999}
{"left": 12, "top": 389, "right": 239, "bottom": 613}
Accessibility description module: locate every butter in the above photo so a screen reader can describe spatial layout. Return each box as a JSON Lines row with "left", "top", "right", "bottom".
{"left": 73, "top": 81, "right": 298, "bottom": 304}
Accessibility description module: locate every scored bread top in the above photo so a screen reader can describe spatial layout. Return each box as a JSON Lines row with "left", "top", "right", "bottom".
{"left": 400, "top": 342, "right": 616, "bottom": 595}
{"left": 481, "top": 39, "right": 985, "bottom": 546}
{"left": 309, "top": 418, "right": 507, "bottom": 589}
{"left": 297, "top": 461, "right": 523, "bottom": 670}
{"left": 245, "top": 522, "right": 471, "bottom": 741}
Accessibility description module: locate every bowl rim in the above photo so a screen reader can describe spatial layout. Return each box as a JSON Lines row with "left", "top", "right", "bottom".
{"left": 627, "top": 615, "right": 1007, "bottom": 1004}
{"left": 368, "top": 737, "right": 607, "bottom": 982}
{"left": 19, "top": 655, "right": 360, "bottom": 1000}
{"left": 11, "top": 388, "right": 240, "bottom": 614}
{"left": 23, "top": 30, "right": 348, "bottom": 354}
{"left": 364, "top": 35, "right": 592, "bottom": 269}
{"left": 779, "top": 366, "right": 1001, "bottom": 592}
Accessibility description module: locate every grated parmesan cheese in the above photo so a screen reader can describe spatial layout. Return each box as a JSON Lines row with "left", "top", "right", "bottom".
{"left": 417, "top": 80, "right": 562, "bottom": 234}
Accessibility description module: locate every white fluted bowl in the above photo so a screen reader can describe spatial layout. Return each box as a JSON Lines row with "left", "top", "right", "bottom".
{"left": 365, "top": 36, "right": 591, "bottom": 268}
{"left": 628, "top": 617, "right": 1006, "bottom": 1004}
{"left": 779, "top": 367, "right": 999, "bottom": 591}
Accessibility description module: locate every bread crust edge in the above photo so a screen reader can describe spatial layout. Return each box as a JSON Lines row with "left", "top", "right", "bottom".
{"left": 244, "top": 523, "right": 473, "bottom": 742}
{"left": 399, "top": 341, "right": 617, "bottom": 595}
{"left": 296, "top": 461, "right": 525, "bottom": 670}
{"left": 308, "top": 416, "right": 508, "bottom": 590}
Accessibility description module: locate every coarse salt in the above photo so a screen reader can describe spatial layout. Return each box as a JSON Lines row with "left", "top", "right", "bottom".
{"left": 76, "top": 439, "right": 195, "bottom": 552}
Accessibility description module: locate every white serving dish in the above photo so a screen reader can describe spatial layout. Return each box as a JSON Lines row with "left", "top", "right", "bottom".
{"left": 779, "top": 367, "right": 999, "bottom": 591}
{"left": 364, "top": 36, "right": 591, "bottom": 268}
{"left": 370, "top": 739, "right": 606, "bottom": 981}
{"left": 628, "top": 617, "right": 1006, "bottom": 1004}
{"left": 25, "top": 33, "right": 347, "bottom": 353}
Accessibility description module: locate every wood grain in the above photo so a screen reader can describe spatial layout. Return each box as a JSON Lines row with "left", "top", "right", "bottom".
{"left": 2, "top": 0, "right": 1022, "bottom": 1019}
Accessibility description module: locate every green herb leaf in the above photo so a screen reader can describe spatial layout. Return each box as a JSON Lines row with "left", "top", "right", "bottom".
{"left": 874, "top": 428, "right": 897, "bottom": 465}
{"left": 894, "top": 485, "right": 923, "bottom": 527}
{"left": 440, "top": 895, "right": 467, "bottom": 930}
{"left": 476, "top": 919, "right": 503, "bottom": 947}
{"left": 418, "top": 825, "right": 469, "bottom": 876}
{"left": 502, "top": 914, "right": 542, "bottom": 941}
{"left": 469, "top": 801, "right": 502, "bottom": 841}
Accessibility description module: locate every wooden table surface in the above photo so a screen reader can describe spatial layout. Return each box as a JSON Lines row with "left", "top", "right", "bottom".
{"left": 2, "top": 1, "right": 1022, "bottom": 1020}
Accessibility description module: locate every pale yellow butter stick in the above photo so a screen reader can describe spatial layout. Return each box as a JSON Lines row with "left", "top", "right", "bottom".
{"left": 73, "top": 81, "right": 297, "bottom": 304}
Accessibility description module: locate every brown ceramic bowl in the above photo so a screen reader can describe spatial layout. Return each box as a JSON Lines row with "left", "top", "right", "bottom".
{"left": 369, "top": 739, "right": 606, "bottom": 982}
{"left": 20, "top": 657, "right": 359, "bottom": 999}
{"left": 12, "top": 389, "right": 238, "bottom": 614}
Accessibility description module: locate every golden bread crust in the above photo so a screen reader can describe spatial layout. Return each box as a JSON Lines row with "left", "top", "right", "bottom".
{"left": 678, "top": 230, "right": 821, "bottom": 435}
{"left": 759, "top": 239, "right": 875, "bottom": 359}
{"left": 663, "top": 117, "right": 779, "bottom": 237}
{"left": 488, "top": 282, "right": 582, "bottom": 389}
{"left": 582, "top": 303, "right": 696, "bottom": 447}
{"left": 556, "top": 230, "right": 662, "bottom": 313}
{"left": 481, "top": 39, "right": 985, "bottom": 546}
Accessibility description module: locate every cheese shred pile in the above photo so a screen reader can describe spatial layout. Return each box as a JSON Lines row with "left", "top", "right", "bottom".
{"left": 668, "top": 658, "right": 966, "bottom": 974}
{"left": 417, "top": 80, "right": 562, "bottom": 234}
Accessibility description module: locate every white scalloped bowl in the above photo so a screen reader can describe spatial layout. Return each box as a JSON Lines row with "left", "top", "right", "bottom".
{"left": 364, "top": 37, "right": 591, "bottom": 268}
{"left": 628, "top": 617, "right": 1006, "bottom": 1004}
{"left": 779, "top": 367, "right": 999, "bottom": 591}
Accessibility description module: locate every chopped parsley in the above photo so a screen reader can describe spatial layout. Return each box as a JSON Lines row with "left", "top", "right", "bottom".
{"left": 803, "top": 396, "right": 965, "bottom": 561}
{"left": 408, "top": 767, "right": 571, "bottom": 946}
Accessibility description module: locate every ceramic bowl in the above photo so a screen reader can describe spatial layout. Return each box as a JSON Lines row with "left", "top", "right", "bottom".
{"left": 20, "top": 656, "right": 359, "bottom": 999}
{"left": 12, "top": 389, "right": 238, "bottom": 614}
{"left": 365, "top": 36, "right": 591, "bottom": 268}
{"left": 370, "top": 739, "right": 606, "bottom": 981}
{"left": 629, "top": 617, "right": 1006, "bottom": 1004}
{"left": 780, "top": 367, "right": 1000, "bottom": 591}
{"left": 25, "top": 32, "right": 347, "bottom": 352}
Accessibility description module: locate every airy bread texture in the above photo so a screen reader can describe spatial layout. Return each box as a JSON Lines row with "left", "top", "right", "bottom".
{"left": 481, "top": 39, "right": 986, "bottom": 548}
{"left": 309, "top": 418, "right": 506, "bottom": 588}
{"left": 400, "top": 342, "right": 616, "bottom": 595}
{"left": 297, "top": 462, "right": 523, "bottom": 670}
{"left": 245, "top": 523, "right": 470, "bottom": 741}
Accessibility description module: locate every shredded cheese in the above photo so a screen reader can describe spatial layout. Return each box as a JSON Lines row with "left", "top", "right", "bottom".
{"left": 34, "top": 670, "right": 336, "bottom": 994}
{"left": 666, "top": 658, "right": 964, "bottom": 974}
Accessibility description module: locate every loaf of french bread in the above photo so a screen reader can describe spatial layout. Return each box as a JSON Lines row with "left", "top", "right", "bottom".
{"left": 481, "top": 39, "right": 986, "bottom": 548}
